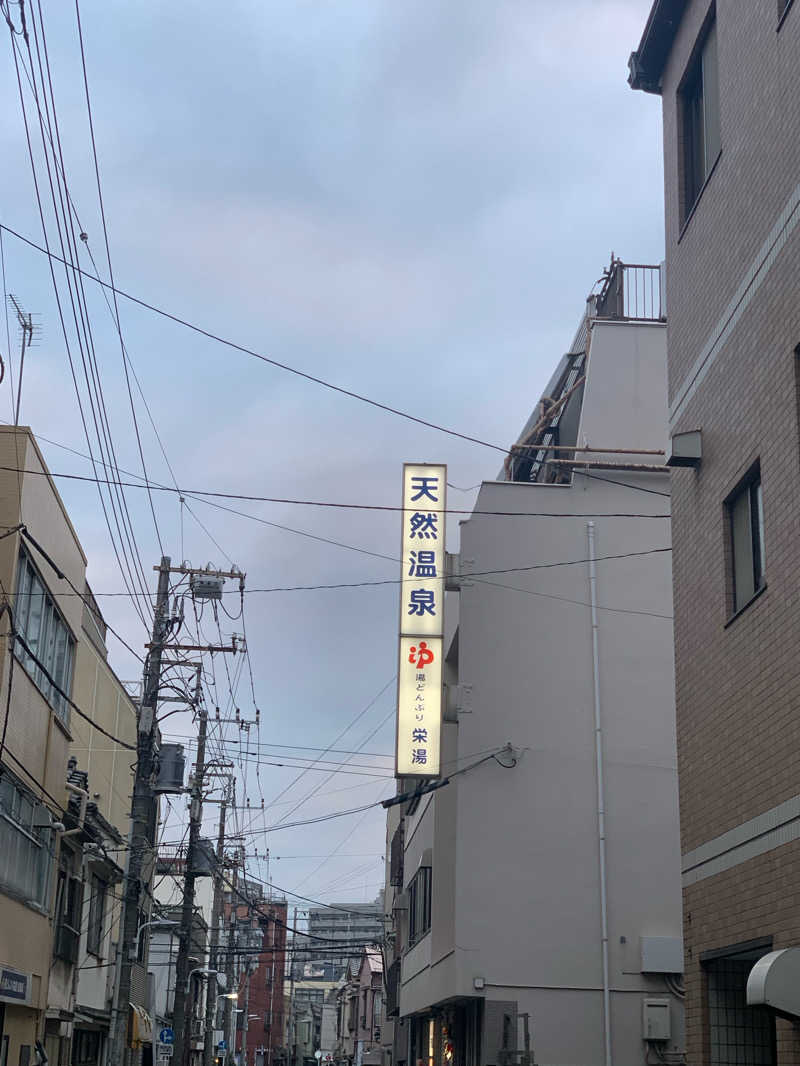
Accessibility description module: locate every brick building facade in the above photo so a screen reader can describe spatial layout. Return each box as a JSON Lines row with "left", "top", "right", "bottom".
{"left": 223, "top": 890, "right": 288, "bottom": 1066}
{"left": 630, "top": 2, "right": 800, "bottom": 1063}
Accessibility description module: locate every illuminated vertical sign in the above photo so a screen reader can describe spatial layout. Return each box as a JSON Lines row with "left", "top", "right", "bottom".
{"left": 396, "top": 463, "right": 446, "bottom": 777}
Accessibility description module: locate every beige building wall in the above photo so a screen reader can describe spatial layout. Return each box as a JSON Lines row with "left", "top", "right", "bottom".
{"left": 71, "top": 630, "right": 138, "bottom": 834}
{"left": 71, "top": 607, "right": 138, "bottom": 1029}
{"left": 0, "top": 426, "right": 140, "bottom": 1065}
{"left": 0, "top": 427, "right": 89, "bottom": 1066}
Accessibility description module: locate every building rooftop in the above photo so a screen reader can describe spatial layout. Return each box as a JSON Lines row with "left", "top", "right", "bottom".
{"left": 628, "top": 0, "right": 688, "bottom": 94}
{"left": 503, "top": 257, "right": 665, "bottom": 485}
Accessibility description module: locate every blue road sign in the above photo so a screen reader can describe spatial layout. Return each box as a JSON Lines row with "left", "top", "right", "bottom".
{"left": 218, "top": 1040, "right": 227, "bottom": 1050}
{"left": 159, "top": 1029, "right": 174, "bottom": 1045}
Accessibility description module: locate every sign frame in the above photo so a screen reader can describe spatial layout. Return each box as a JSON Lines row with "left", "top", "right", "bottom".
{"left": 395, "top": 462, "right": 447, "bottom": 778}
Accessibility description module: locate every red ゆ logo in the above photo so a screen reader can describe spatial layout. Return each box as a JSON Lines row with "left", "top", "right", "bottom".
{"left": 408, "top": 641, "right": 434, "bottom": 668}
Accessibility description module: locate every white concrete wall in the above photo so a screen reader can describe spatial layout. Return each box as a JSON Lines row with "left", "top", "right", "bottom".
{"left": 397, "top": 320, "right": 684, "bottom": 1066}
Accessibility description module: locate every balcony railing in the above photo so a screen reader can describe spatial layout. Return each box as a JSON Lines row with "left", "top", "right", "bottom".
{"left": 595, "top": 258, "right": 664, "bottom": 322}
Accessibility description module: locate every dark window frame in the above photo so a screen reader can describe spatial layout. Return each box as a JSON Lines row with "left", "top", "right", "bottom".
{"left": 725, "top": 463, "right": 765, "bottom": 617}
{"left": 53, "top": 866, "right": 82, "bottom": 963}
{"left": 677, "top": 7, "right": 721, "bottom": 228}
{"left": 0, "top": 769, "right": 53, "bottom": 910}
{"left": 13, "top": 548, "right": 76, "bottom": 726}
{"left": 407, "top": 866, "right": 432, "bottom": 947}
{"left": 87, "top": 874, "right": 107, "bottom": 957}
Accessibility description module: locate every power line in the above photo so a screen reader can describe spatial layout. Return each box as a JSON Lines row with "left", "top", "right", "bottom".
{"left": 73, "top": 0, "right": 166, "bottom": 557}
{"left": 7, "top": 518, "right": 675, "bottom": 622}
{"left": 13, "top": 627, "right": 136, "bottom": 749}
{"left": 18, "top": 524, "right": 146, "bottom": 662}
{"left": 160, "top": 737, "right": 393, "bottom": 759}
{"left": 0, "top": 222, "right": 514, "bottom": 455}
{"left": 7, "top": 529, "right": 674, "bottom": 618}
{"left": 0, "top": 461, "right": 672, "bottom": 519}
{"left": 160, "top": 747, "right": 505, "bottom": 843}
{"left": 577, "top": 469, "right": 671, "bottom": 498}
{"left": 5, "top": 14, "right": 153, "bottom": 629}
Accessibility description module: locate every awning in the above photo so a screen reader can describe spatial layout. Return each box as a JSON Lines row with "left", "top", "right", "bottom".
{"left": 747, "top": 949, "right": 800, "bottom": 1019}
{"left": 129, "top": 1003, "right": 154, "bottom": 1048}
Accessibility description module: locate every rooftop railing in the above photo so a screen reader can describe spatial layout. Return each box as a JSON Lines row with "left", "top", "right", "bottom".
{"left": 595, "top": 258, "right": 664, "bottom": 322}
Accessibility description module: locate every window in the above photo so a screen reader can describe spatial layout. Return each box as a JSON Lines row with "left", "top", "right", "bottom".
{"left": 727, "top": 468, "right": 765, "bottom": 612}
{"left": 87, "top": 875, "right": 107, "bottom": 956}
{"left": 14, "top": 550, "right": 75, "bottom": 724}
{"left": 407, "top": 866, "right": 432, "bottom": 946}
{"left": 702, "top": 941, "right": 776, "bottom": 1065}
{"left": 679, "top": 15, "right": 720, "bottom": 221}
{"left": 53, "top": 868, "right": 82, "bottom": 963}
{"left": 72, "top": 1031, "right": 101, "bottom": 1066}
{"left": 0, "top": 770, "right": 52, "bottom": 909}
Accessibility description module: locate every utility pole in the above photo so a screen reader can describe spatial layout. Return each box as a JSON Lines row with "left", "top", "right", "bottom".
{"left": 288, "top": 908, "right": 297, "bottom": 1066}
{"left": 173, "top": 668, "right": 208, "bottom": 1066}
{"left": 165, "top": 563, "right": 246, "bottom": 1066}
{"left": 109, "top": 556, "right": 172, "bottom": 1066}
{"left": 204, "top": 777, "right": 231, "bottom": 1066}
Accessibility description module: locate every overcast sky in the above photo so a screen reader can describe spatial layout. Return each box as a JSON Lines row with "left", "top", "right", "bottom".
{"left": 0, "top": 0, "right": 662, "bottom": 909}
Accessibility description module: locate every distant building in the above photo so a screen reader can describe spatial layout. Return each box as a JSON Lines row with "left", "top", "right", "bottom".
{"left": 384, "top": 263, "right": 685, "bottom": 1066}
{"left": 320, "top": 986, "right": 341, "bottom": 1059}
{"left": 334, "top": 948, "right": 383, "bottom": 1066}
{"left": 629, "top": 1, "right": 800, "bottom": 1062}
{"left": 150, "top": 905, "right": 209, "bottom": 1066}
{"left": 293, "top": 900, "right": 384, "bottom": 981}
{"left": 222, "top": 884, "right": 288, "bottom": 1066}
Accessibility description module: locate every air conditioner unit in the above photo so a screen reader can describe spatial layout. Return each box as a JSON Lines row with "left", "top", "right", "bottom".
{"left": 392, "top": 893, "right": 408, "bottom": 912}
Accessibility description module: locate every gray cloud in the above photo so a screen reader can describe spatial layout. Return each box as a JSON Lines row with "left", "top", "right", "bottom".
{"left": 0, "top": 0, "right": 663, "bottom": 900}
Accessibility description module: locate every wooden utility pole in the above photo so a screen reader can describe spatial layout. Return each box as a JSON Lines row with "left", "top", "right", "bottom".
{"left": 109, "top": 557, "right": 172, "bottom": 1066}
{"left": 166, "top": 563, "right": 246, "bottom": 1066}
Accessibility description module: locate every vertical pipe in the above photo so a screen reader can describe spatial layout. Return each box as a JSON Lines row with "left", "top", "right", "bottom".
{"left": 587, "top": 522, "right": 612, "bottom": 1066}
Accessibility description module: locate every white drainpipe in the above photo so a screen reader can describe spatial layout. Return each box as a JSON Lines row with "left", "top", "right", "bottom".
{"left": 61, "top": 782, "right": 89, "bottom": 837}
{"left": 587, "top": 522, "right": 612, "bottom": 1066}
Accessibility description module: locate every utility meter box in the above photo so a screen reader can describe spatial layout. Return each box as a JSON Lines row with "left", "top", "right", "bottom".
{"left": 642, "top": 998, "right": 671, "bottom": 1042}
{"left": 191, "top": 574, "right": 224, "bottom": 601}
{"left": 641, "top": 935, "right": 684, "bottom": 974}
{"left": 155, "top": 744, "right": 185, "bottom": 794}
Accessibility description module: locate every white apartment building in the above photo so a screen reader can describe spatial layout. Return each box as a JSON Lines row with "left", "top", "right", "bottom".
{"left": 384, "top": 262, "right": 685, "bottom": 1066}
